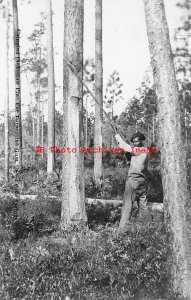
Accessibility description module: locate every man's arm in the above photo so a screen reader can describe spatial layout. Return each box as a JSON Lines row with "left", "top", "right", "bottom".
{"left": 115, "top": 134, "right": 132, "bottom": 153}
{"left": 115, "top": 134, "right": 148, "bottom": 155}
{"left": 112, "top": 124, "right": 144, "bottom": 154}
{"left": 111, "top": 122, "right": 132, "bottom": 153}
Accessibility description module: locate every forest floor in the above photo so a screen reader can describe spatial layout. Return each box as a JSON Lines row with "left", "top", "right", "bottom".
{"left": 0, "top": 156, "right": 180, "bottom": 299}
{"left": 0, "top": 196, "right": 177, "bottom": 300}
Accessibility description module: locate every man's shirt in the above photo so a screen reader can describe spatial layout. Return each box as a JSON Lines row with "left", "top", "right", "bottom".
{"left": 115, "top": 134, "right": 149, "bottom": 177}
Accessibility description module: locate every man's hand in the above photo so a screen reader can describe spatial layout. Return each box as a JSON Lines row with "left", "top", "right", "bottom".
{"left": 110, "top": 122, "right": 118, "bottom": 135}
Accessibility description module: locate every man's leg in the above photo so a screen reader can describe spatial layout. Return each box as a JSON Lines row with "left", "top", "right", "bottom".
{"left": 118, "top": 179, "right": 135, "bottom": 232}
{"left": 129, "top": 176, "right": 152, "bottom": 224}
{"left": 138, "top": 191, "right": 152, "bottom": 224}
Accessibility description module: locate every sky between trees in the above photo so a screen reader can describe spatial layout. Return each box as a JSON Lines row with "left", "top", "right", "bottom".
{"left": 0, "top": 0, "right": 181, "bottom": 121}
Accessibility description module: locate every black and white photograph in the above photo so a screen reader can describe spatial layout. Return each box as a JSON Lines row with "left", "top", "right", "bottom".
{"left": 0, "top": 0, "right": 191, "bottom": 299}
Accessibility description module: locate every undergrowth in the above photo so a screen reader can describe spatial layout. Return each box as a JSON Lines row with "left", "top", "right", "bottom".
{"left": 0, "top": 194, "right": 177, "bottom": 300}
{"left": 0, "top": 158, "right": 173, "bottom": 299}
{"left": 0, "top": 222, "right": 175, "bottom": 300}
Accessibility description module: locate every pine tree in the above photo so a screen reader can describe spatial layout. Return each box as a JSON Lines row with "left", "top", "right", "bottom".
{"left": 46, "top": 0, "right": 55, "bottom": 173}
{"left": 5, "top": 0, "right": 10, "bottom": 181}
{"left": 143, "top": 0, "right": 191, "bottom": 296}
{"left": 104, "top": 70, "right": 123, "bottom": 119}
{"left": 83, "top": 58, "right": 95, "bottom": 147}
{"left": 12, "top": 0, "right": 22, "bottom": 172}
{"left": 61, "top": 0, "right": 87, "bottom": 230}
{"left": 21, "top": 16, "right": 47, "bottom": 151}
{"left": 94, "top": 0, "right": 103, "bottom": 185}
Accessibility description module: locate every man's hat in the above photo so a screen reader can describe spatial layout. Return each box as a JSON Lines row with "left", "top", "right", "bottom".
{"left": 130, "top": 131, "right": 146, "bottom": 142}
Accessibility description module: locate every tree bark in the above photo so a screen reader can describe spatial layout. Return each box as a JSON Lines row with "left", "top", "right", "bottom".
{"left": 152, "top": 114, "right": 155, "bottom": 144}
{"left": 143, "top": 0, "right": 191, "bottom": 297}
{"left": 94, "top": 0, "right": 103, "bottom": 185}
{"left": 85, "top": 95, "right": 88, "bottom": 148}
{"left": 36, "top": 86, "right": 40, "bottom": 146}
{"left": 41, "top": 99, "right": 44, "bottom": 160}
{"left": 147, "top": 124, "right": 150, "bottom": 146}
{"left": 61, "top": 0, "right": 87, "bottom": 230}
{"left": 25, "top": 73, "right": 35, "bottom": 160}
{"left": 12, "top": 0, "right": 22, "bottom": 172}
{"left": 5, "top": 0, "right": 10, "bottom": 182}
{"left": 36, "top": 48, "right": 41, "bottom": 147}
{"left": 47, "top": 0, "right": 55, "bottom": 173}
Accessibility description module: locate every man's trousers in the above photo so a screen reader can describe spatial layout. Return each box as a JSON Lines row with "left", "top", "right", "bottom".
{"left": 118, "top": 173, "right": 152, "bottom": 231}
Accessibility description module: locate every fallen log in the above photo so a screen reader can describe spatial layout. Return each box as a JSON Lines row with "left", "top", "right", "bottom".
{"left": 86, "top": 198, "right": 163, "bottom": 211}
{"left": 16, "top": 194, "right": 163, "bottom": 211}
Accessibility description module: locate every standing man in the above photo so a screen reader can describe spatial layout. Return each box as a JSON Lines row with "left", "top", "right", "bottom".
{"left": 114, "top": 128, "right": 152, "bottom": 233}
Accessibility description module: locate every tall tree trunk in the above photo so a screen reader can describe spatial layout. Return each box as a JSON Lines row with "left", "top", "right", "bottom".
{"left": 41, "top": 99, "right": 44, "bottom": 160}
{"left": 12, "top": 0, "right": 22, "bottom": 172}
{"left": 32, "top": 108, "right": 35, "bottom": 160}
{"left": 5, "top": 0, "right": 10, "bottom": 182}
{"left": 36, "top": 89, "right": 40, "bottom": 146}
{"left": 184, "top": 108, "right": 187, "bottom": 148}
{"left": 152, "top": 114, "right": 155, "bottom": 144}
{"left": 36, "top": 48, "right": 41, "bottom": 147}
{"left": 47, "top": 0, "right": 55, "bottom": 173}
{"left": 85, "top": 96, "right": 88, "bottom": 148}
{"left": 25, "top": 73, "right": 35, "bottom": 160}
{"left": 94, "top": 0, "right": 103, "bottom": 184}
{"left": 143, "top": 0, "right": 191, "bottom": 297}
{"left": 147, "top": 124, "right": 150, "bottom": 146}
{"left": 183, "top": 90, "right": 188, "bottom": 149}
{"left": 61, "top": 0, "right": 87, "bottom": 230}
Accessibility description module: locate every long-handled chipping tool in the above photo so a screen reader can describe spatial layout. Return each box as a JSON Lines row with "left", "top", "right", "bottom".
{"left": 63, "top": 58, "right": 117, "bottom": 134}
